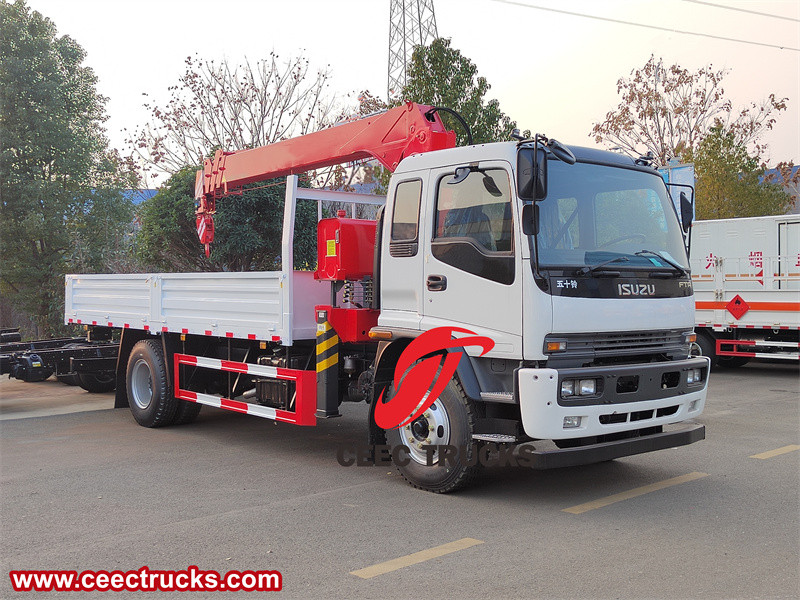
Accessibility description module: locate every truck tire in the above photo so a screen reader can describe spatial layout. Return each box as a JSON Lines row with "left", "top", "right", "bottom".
{"left": 126, "top": 339, "right": 177, "bottom": 427}
{"left": 77, "top": 372, "right": 116, "bottom": 393}
{"left": 172, "top": 399, "right": 202, "bottom": 425}
{"left": 716, "top": 355, "right": 750, "bottom": 369}
{"left": 696, "top": 331, "right": 718, "bottom": 368}
{"left": 383, "top": 375, "right": 480, "bottom": 493}
{"left": 57, "top": 374, "right": 81, "bottom": 386}
{"left": 696, "top": 331, "right": 750, "bottom": 369}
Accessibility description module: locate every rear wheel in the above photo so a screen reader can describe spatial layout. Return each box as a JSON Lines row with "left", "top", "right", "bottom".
{"left": 716, "top": 355, "right": 750, "bottom": 368}
{"left": 77, "top": 372, "right": 116, "bottom": 393}
{"left": 384, "top": 376, "right": 480, "bottom": 493}
{"left": 696, "top": 331, "right": 750, "bottom": 369}
{"left": 126, "top": 339, "right": 176, "bottom": 427}
{"left": 57, "top": 374, "right": 81, "bottom": 386}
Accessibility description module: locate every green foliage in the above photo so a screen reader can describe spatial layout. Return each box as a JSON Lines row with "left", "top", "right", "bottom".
{"left": 593, "top": 56, "right": 787, "bottom": 165}
{"left": 0, "top": 0, "right": 136, "bottom": 336}
{"left": 135, "top": 168, "right": 207, "bottom": 271}
{"left": 686, "top": 126, "right": 789, "bottom": 220}
{"left": 402, "top": 38, "right": 519, "bottom": 146}
{"left": 136, "top": 169, "right": 317, "bottom": 272}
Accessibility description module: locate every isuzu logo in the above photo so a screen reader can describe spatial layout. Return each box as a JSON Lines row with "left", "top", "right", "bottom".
{"left": 618, "top": 283, "right": 656, "bottom": 296}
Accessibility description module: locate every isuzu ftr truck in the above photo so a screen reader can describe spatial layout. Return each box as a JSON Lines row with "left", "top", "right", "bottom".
{"left": 65, "top": 103, "right": 709, "bottom": 492}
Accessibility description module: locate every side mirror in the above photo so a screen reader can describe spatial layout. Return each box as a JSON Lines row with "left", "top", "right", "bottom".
{"left": 679, "top": 191, "right": 693, "bottom": 233}
{"left": 521, "top": 203, "right": 539, "bottom": 236}
{"left": 517, "top": 148, "right": 547, "bottom": 201}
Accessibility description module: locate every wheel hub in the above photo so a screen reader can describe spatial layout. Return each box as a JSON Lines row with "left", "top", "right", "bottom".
{"left": 130, "top": 359, "right": 153, "bottom": 410}
{"left": 400, "top": 399, "right": 451, "bottom": 465}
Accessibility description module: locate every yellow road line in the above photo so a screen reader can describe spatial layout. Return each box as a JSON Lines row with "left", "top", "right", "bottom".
{"left": 750, "top": 445, "right": 800, "bottom": 460}
{"left": 350, "top": 538, "right": 484, "bottom": 579}
{"left": 563, "top": 472, "right": 709, "bottom": 515}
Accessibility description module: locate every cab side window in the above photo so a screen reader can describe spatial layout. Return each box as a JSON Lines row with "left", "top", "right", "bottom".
{"left": 390, "top": 179, "right": 423, "bottom": 257}
{"left": 432, "top": 168, "right": 514, "bottom": 284}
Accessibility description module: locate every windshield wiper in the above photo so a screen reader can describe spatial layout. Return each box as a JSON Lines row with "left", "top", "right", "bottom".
{"left": 635, "top": 250, "right": 688, "bottom": 276}
{"left": 579, "top": 256, "right": 629, "bottom": 275}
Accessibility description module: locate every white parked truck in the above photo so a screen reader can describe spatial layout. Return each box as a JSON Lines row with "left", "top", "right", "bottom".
{"left": 65, "top": 103, "right": 709, "bottom": 492}
{"left": 690, "top": 214, "right": 800, "bottom": 366}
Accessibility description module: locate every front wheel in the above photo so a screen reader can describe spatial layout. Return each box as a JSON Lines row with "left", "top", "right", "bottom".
{"left": 384, "top": 376, "right": 480, "bottom": 493}
{"left": 126, "top": 339, "right": 176, "bottom": 427}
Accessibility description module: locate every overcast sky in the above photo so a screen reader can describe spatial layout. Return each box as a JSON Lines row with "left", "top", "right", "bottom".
{"left": 24, "top": 0, "right": 800, "bottom": 180}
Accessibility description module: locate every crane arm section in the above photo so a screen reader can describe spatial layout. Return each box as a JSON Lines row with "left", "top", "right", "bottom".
{"left": 194, "top": 102, "right": 455, "bottom": 255}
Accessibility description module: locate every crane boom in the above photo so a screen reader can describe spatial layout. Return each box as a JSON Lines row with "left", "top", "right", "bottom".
{"left": 194, "top": 102, "right": 456, "bottom": 255}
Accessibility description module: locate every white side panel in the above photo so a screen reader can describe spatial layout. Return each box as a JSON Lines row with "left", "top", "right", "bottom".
{"left": 65, "top": 271, "right": 328, "bottom": 342}
{"left": 690, "top": 215, "right": 800, "bottom": 329}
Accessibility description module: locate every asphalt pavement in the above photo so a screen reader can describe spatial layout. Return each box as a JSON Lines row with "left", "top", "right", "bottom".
{"left": 1, "top": 362, "right": 798, "bottom": 599}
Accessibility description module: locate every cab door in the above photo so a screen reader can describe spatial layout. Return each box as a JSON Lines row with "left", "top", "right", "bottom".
{"left": 378, "top": 174, "right": 427, "bottom": 330}
{"left": 420, "top": 163, "right": 522, "bottom": 358}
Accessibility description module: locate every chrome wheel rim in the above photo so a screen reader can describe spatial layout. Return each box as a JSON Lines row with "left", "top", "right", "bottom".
{"left": 130, "top": 359, "right": 153, "bottom": 410}
{"left": 399, "top": 397, "right": 451, "bottom": 465}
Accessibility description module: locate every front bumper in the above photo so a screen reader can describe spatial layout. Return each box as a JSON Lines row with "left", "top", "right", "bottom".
{"left": 517, "top": 356, "right": 710, "bottom": 439}
{"left": 520, "top": 423, "right": 705, "bottom": 469}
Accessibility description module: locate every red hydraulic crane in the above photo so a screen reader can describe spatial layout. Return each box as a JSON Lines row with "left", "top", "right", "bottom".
{"left": 194, "top": 102, "right": 456, "bottom": 256}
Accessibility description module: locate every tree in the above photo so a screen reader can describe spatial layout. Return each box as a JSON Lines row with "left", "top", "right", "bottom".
{"left": 0, "top": 0, "right": 137, "bottom": 337}
{"left": 136, "top": 168, "right": 317, "bottom": 273}
{"left": 402, "top": 38, "right": 520, "bottom": 146}
{"left": 687, "top": 125, "right": 790, "bottom": 219}
{"left": 592, "top": 56, "right": 787, "bottom": 164}
{"left": 345, "top": 40, "right": 525, "bottom": 199}
{"left": 127, "top": 54, "right": 339, "bottom": 179}
{"left": 127, "top": 53, "right": 339, "bottom": 269}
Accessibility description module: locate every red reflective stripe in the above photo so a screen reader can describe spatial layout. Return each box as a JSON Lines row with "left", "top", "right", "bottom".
{"left": 162, "top": 327, "right": 169, "bottom": 332}
{"left": 124, "top": 323, "right": 129, "bottom": 328}
{"left": 248, "top": 334, "right": 257, "bottom": 340}
{"left": 697, "top": 300, "right": 800, "bottom": 312}
{"left": 143, "top": 325, "right": 150, "bottom": 330}
{"left": 92, "top": 321, "right": 97, "bottom": 325}
{"left": 225, "top": 332, "right": 234, "bottom": 338}
{"left": 182, "top": 328, "right": 189, "bottom": 334}
{"left": 108, "top": 322, "right": 113, "bottom": 327}
{"left": 205, "top": 330, "right": 213, "bottom": 336}
{"left": 182, "top": 391, "right": 198, "bottom": 401}
{"left": 220, "top": 398, "right": 249, "bottom": 413}
{"left": 180, "top": 355, "right": 198, "bottom": 365}
{"left": 220, "top": 360, "right": 248, "bottom": 373}
{"left": 68, "top": 319, "right": 73, "bottom": 323}
{"left": 272, "top": 336, "right": 281, "bottom": 342}
{"left": 77, "top": 320, "right": 82, "bottom": 324}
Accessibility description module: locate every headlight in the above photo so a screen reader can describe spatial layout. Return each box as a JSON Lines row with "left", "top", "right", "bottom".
{"left": 579, "top": 379, "right": 596, "bottom": 395}
{"left": 560, "top": 378, "right": 600, "bottom": 398}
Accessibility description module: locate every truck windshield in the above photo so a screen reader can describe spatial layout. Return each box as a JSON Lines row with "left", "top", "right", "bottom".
{"left": 534, "top": 161, "right": 689, "bottom": 271}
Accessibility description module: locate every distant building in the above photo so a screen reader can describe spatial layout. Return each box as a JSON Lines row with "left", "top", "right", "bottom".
{"left": 123, "top": 189, "right": 157, "bottom": 206}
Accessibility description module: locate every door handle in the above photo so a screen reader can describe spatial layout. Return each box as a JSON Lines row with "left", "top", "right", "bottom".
{"left": 427, "top": 274, "right": 447, "bottom": 291}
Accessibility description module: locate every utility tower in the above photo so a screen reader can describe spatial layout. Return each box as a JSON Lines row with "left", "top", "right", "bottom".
{"left": 387, "top": 0, "right": 438, "bottom": 100}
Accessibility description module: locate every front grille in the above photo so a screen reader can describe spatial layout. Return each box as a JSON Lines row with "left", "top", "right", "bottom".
{"left": 546, "top": 329, "right": 687, "bottom": 367}
{"left": 570, "top": 330, "right": 685, "bottom": 354}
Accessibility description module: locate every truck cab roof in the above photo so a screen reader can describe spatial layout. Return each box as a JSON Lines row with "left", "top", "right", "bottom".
{"left": 395, "top": 140, "right": 650, "bottom": 175}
